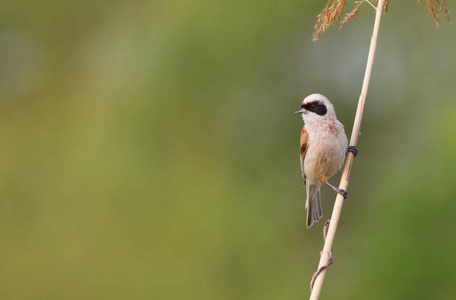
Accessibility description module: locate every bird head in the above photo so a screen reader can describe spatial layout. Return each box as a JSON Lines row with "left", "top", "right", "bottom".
{"left": 295, "top": 94, "right": 336, "bottom": 121}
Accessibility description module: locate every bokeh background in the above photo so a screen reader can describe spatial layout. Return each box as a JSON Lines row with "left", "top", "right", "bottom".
{"left": 0, "top": 0, "right": 455, "bottom": 299}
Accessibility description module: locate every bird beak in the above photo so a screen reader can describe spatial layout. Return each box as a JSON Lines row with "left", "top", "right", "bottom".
{"left": 295, "top": 108, "right": 305, "bottom": 114}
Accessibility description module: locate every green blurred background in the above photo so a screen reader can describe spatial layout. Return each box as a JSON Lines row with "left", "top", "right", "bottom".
{"left": 0, "top": 0, "right": 455, "bottom": 299}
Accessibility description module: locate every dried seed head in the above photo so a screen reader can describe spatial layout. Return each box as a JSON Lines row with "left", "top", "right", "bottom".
{"left": 313, "top": 0, "right": 347, "bottom": 41}
{"left": 384, "top": 0, "right": 390, "bottom": 13}
{"left": 312, "top": 0, "right": 451, "bottom": 41}
{"left": 418, "top": 0, "right": 452, "bottom": 26}
{"left": 340, "top": 1, "right": 363, "bottom": 29}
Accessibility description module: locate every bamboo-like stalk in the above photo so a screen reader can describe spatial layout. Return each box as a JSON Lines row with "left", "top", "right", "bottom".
{"left": 308, "top": 0, "right": 385, "bottom": 299}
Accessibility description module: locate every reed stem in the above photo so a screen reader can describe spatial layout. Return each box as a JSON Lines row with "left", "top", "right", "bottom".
{"left": 309, "top": 0, "right": 385, "bottom": 299}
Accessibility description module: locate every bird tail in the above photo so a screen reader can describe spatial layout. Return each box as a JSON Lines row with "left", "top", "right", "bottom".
{"left": 306, "top": 183, "right": 322, "bottom": 228}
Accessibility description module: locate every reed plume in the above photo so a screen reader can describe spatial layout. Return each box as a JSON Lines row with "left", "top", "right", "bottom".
{"left": 313, "top": 0, "right": 450, "bottom": 41}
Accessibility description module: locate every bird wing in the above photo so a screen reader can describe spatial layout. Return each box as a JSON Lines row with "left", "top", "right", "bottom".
{"left": 300, "top": 125, "right": 309, "bottom": 182}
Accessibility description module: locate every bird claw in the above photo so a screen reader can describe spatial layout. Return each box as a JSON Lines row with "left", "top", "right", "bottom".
{"left": 347, "top": 145, "right": 358, "bottom": 157}
{"left": 335, "top": 188, "right": 347, "bottom": 199}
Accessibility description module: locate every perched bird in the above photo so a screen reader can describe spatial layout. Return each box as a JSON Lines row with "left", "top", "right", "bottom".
{"left": 295, "top": 94, "right": 354, "bottom": 228}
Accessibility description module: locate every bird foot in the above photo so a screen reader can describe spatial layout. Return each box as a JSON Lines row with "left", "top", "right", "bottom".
{"left": 334, "top": 188, "right": 348, "bottom": 199}
{"left": 347, "top": 146, "right": 358, "bottom": 157}
{"left": 325, "top": 182, "right": 348, "bottom": 199}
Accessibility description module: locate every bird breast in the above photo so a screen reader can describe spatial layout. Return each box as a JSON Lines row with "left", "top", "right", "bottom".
{"left": 304, "top": 118, "right": 348, "bottom": 182}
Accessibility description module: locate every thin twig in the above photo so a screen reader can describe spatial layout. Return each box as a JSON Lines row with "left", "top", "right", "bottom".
{"left": 308, "top": 0, "right": 385, "bottom": 299}
{"left": 310, "top": 220, "right": 332, "bottom": 291}
{"left": 364, "top": 0, "right": 377, "bottom": 10}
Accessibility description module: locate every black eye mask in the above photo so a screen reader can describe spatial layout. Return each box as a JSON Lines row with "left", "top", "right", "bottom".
{"left": 301, "top": 101, "right": 327, "bottom": 116}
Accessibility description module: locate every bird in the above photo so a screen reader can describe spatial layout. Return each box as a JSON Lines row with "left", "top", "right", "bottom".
{"left": 295, "top": 94, "right": 355, "bottom": 228}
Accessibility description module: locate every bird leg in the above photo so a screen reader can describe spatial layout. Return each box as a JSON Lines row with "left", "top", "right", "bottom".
{"left": 326, "top": 181, "right": 347, "bottom": 199}
{"left": 347, "top": 145, "right": 358, "bottom": 157}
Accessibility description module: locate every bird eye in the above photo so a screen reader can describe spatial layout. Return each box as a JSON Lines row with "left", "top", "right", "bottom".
{"left": 311, "top": 104, "right": 316, "bottom": 109}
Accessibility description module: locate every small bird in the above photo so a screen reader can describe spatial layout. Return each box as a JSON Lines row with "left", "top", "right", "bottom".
{"left": 295, "top": 94, "right": 353, "bottom": 228}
